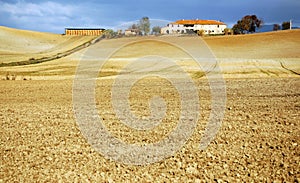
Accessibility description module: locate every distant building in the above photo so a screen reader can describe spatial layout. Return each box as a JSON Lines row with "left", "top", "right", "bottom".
{"left": 124, "top": 29, "right": 140, "bottom": 36}
{"left": 161, "top": 19, "right": 227, "bottom": 35}
{"left": 65, "top": 28, "right": 105, "bottom": 36}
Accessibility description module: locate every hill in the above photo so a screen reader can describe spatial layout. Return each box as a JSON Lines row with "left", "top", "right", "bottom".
{"left": 0, "top": 26, "right": 299, "bottom": 79}
{"left": 0, "top": 26, "right": 97, "bottom": 64}
{"left": 203, "top": 29, "right": 300, "bottom": 59}
{"left": 203, "top": 30, "right": 300, "bottom": 77}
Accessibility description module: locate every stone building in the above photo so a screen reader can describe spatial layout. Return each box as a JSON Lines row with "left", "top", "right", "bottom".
{"left": 65, "top": 28, "right": 105, "bottom": 36}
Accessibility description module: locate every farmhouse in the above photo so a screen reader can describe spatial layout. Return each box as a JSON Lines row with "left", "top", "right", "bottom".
{"left": 161, "top": 19, "right": 227, "bottom": 35}
{"left": 65, "top": 28, "right": 105, "bottom": 36}
{"left": 124, "top": 29, "right": 140, "bottom": 36}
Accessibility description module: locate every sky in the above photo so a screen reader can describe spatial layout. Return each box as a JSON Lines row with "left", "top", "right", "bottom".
{"left": 0, "top": 0, "right": 299, "bottom": 33}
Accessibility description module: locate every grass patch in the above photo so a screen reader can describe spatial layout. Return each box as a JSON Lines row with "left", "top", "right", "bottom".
{"left": 192, "top": 71, "right": 205, "bottom": 78}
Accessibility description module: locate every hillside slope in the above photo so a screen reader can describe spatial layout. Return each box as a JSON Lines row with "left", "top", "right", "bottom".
{"left": 203, "top": 30, "right": 300, "bottom": 77}
{"left": 203, "top": 30, "right": 300, "bottom": 59}
{"left": 0, "top": 27, "right": 299, "bottom": 79}
{"left": 0, "top": 26, "right": 97, "bottom": 64}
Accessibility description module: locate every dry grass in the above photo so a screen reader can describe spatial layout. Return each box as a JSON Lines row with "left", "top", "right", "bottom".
{"left": 1, "top": 28, "right": 299, "bottom": 79}
{"left": 0, "top": 26, "right": 96, "bottom": 64}
{"left": 203, "top": 30, "right": 300, "bottom": 59}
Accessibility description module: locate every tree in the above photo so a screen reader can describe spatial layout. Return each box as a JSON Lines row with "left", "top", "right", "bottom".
{"left": 232, "top": 15, "right": 263, "bottom": 34}
{"left": 152, "top": 26, "right": 161, "bottom": 35}
{"left": 138, "top": 17, "right": 150, "bottom": 35}
{"left": 129, "top": 24, "right": 138, "bottom": 30}
{"left": 127, "top": 23, "right": 140, "bottom": 35}
{"left": 282, "top": 21, "right": 290, "bottom": 30}
{"left": 273, "top": 24, "right": 280, "bottom": 31}
{"left": 104, "top": 29, "right": 118, "bottom": 38}
{"left": 232, "top": 21, "right": 243, "bottom": 34}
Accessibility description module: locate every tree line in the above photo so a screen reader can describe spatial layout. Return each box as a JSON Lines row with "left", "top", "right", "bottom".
{"left": 273, "top": 21, "right": 292, "bottom": 31}
{"left": 232, "top": 14, "right": 294, "bottom": 34}
{"left": 104, "top": 17, "right": 162, "bottom": 38}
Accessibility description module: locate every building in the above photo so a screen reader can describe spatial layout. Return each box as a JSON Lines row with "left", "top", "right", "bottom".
{"left": 161, "top": 19, "right": 227, "bottom": 35}
{"left": 124, "top": 29, "right": 140, "bottom": 36}
{"left": 65, "top": 28, "right": 105, "bottom": 36}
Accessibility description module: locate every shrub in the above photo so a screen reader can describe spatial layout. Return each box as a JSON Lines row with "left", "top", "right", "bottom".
{"left": 197, "top": 30, "right": 205, "bottom": 36}
{"left": 282, "top": 21, "right": 290, "bottom": 30}
{"left": 6, "top": 73, "right": 10, "bottom": 80}
{"left": 224, "top": 28, "right": 232, "bottom": 35}
{"left": 4, "top": 72, "right": 17, "bottom": 80}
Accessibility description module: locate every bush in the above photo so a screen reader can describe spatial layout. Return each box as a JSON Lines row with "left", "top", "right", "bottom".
{"left": 6, "top": 73, "right": 10, "bottom": 80}
{"left": 5, "top": 72, "right": 17, "bottom": 80}
{"left": 224, "top": 28, "right": 232, "bottom": 35}
{"left": 273, "top": 24, "right": 280, "bottom": 31}
{"left": 197, "top": 30, "right": 205, "bottom": 36}
{"left": 282, "top": 22, "right": 290, "bottom": 30}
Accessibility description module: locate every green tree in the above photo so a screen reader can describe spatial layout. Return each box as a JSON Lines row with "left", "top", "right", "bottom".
{"left": 232, "top": 15, "right": 263, "bottom": 34}
{"left": 152, "top": 26, "right": 161, "bottom": 35}
{"left": 129, "top": 24, "right": 138, "bottom": 30}
{"left": 138, "top": 17, "right": 150, "bottom": 35}
{"left": 273, "top": 24, "right": 280, "bottom": 31}
{"left": 282, "top": 21, "right": 290, "bottom": 30}
{"left": 104, "top": 29, "right": 117, "bottom": 38}
{"left": 232, "top": 21, "right": 243, "bottom": 34}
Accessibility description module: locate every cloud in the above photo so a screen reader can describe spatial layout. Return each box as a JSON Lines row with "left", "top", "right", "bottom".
{"left": 1, "top": 1, "right": 74, "bottom": 17}
{"left": 0, "top": 1, "right": 78, "bottom": 32}
{"left": 0, "top": 0, "right": 142, "bottom": 32}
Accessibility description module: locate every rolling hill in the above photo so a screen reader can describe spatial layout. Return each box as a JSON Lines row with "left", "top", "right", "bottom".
{"left": 0, "top": 26, "right": 299, "bottom": 79}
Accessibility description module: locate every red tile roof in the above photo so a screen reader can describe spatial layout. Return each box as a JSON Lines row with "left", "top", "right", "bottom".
{"left": 171, "top": 20, "right": 226, "bottom": 25}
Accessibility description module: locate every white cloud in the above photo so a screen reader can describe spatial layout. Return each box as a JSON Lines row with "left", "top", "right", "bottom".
{"left": 1, "top": 1, "right": 74, "bottom": 17}
{"left": 0, "top": 0, "right": 125, "bottom": 33}
{"left": 0, "top": 1, "right": 80, "bottom": 33}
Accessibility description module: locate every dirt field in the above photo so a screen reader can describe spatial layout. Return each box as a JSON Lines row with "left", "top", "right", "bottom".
{"left": 0, "top": 27, "right": 299, "bottom": 182}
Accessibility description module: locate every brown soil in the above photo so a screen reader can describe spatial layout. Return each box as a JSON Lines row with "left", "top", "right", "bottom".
{"left": 1, "top": 78, "right": 299, "bottom": 182}
{"left": 0, "top": 27, "right": 299, "bottom": 182}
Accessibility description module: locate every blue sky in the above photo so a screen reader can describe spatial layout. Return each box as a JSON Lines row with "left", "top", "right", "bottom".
{"left": 0, "top": 0, "right": 299, "bottom": 33}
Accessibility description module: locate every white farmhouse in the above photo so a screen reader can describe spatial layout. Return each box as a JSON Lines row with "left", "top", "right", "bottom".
{"left": 124, "top": 29, "right": 140, "bottom": 36}
{"left": 161, "top": 19, "right": 227, "bottom": 35}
